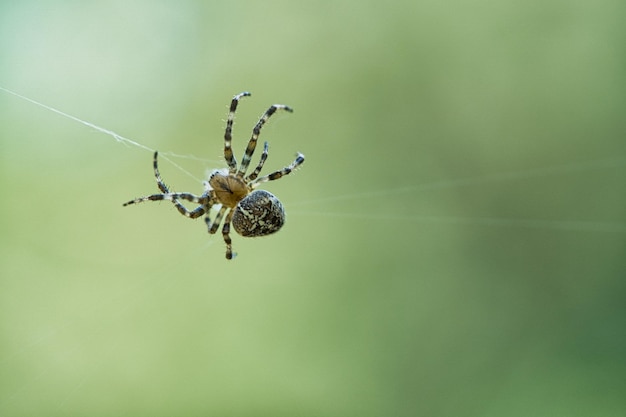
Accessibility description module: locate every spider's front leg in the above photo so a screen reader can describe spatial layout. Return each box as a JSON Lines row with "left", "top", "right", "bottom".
{"left": 151, "top": 151, "right": 205, "bottom": 218}
{"left": 237, "top": 104, "right": 293, "bottom": 177}
{"left": 123, "top": 192, "right": 208, "bottom": 219}
{"left": 123, "top": 151, "right": 209, "bottom": 219}
{"left": 224, "top": 92, "right": 251, "bottom": 173}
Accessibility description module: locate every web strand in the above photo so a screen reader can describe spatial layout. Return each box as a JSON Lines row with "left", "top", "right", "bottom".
{"left": 288, "top": 156, "right": 626, "bottom": 208}
{"left": 287, "top": 211, "right": 626, "bottom": 233}
{"left": 3, "top": 86, "right": 625, "bottom": 235}
{"left": 0, "top": 85, "right": 203, "bottom": 182}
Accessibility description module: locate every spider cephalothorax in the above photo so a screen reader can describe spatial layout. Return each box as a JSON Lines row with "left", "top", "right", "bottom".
{"left": 123, "top": 92, "right": 304, "bottom": 259}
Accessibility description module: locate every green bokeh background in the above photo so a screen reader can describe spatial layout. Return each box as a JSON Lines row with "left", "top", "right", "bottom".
{"left": 1, "top": 1, "right": 625, "bottom": 416}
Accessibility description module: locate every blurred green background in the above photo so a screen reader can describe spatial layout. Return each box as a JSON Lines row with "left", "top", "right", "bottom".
{"left": 1, "top": 1, "right": 625, "bottom": 416}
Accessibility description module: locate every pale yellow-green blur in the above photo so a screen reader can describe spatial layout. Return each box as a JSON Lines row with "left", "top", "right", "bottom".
{"left": 1, "top": 1, "right": 624, "bottom": 416}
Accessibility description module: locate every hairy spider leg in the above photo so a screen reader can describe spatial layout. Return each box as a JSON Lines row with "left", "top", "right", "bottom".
{"left": 222, "top": 210, "right": 236, "bottom": 259}
{"left": 245, "top": 141, "right": 269, "bottom": 182}
{"left": 123, "top": 192, "right": 207, "bottom": 215}
{"left": 207, "top": 205, "right": 228, "bottom": 234}
{"left": 123, "top": 154, "right": 210, "bottom": 220}
{"left": 237, "top": 104, "right": 293, "bottom": 177}
{"left": 252, "top": 152, "right": 305, "bottom": 187}
{"left": 151, "top": 151, "right": 207, "bottom": 219}
{"left": 123, "top": 191, "right": 208, "bottom": 218}
{"left": 224, "top": 92, "right": 251, "bottom": 173}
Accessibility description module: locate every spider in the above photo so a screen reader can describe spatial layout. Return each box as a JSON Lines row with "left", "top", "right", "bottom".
{"left": 123, "top": 92, "right": 304, "bottom": 259}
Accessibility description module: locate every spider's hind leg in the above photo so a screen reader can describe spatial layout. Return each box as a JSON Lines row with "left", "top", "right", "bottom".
{"left": 251, "top": 152, "right": 305, "bottom": 187}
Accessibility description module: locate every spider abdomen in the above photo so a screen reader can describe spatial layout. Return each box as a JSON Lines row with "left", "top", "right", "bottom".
{"left": 232, "top": 190, "right": 285, "bottom": 237}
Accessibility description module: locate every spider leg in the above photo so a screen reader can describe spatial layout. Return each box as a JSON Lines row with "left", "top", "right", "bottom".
{"left": 222, "top": 209, "right": 236, "bottom": 259}
{"left": 244, "top": 141, "right": 269, "bottom": 182}
{"left": 123, "top": 192, "right": 209, "bottom": 219}
{"left": 205, "top": 205, "right": 228, "bottom": 234}
{"left": 151, "top": 151, "right": 203, "bottom": 218}
{"left": 237, "top": 104, "right": 293, "bottom": 178}
{"left": 123, "top": 192, "right": 205, "bottom": 205}
{"left": 224, "top": 92, "right": 251, "bottom": 173}
{"left": 123, "top": 151, "right": 211, "bottom": 218}
{"left": 251, "top": 152, "right": 305, "bottom": 187}
{"left": 152, "top": 152, "right": 169, "bottom": 194}
{"left": 178, "top": 205, "right": 207, "bottom": 219}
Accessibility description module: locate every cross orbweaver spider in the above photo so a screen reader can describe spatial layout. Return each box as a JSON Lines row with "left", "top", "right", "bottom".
{"left": 123, "top": 92, "right": 304, "bottom": 259}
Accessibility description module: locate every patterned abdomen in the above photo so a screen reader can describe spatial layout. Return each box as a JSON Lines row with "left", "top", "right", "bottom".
{"left": 232, "top": 190, "right": 285, "bottom": 237}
